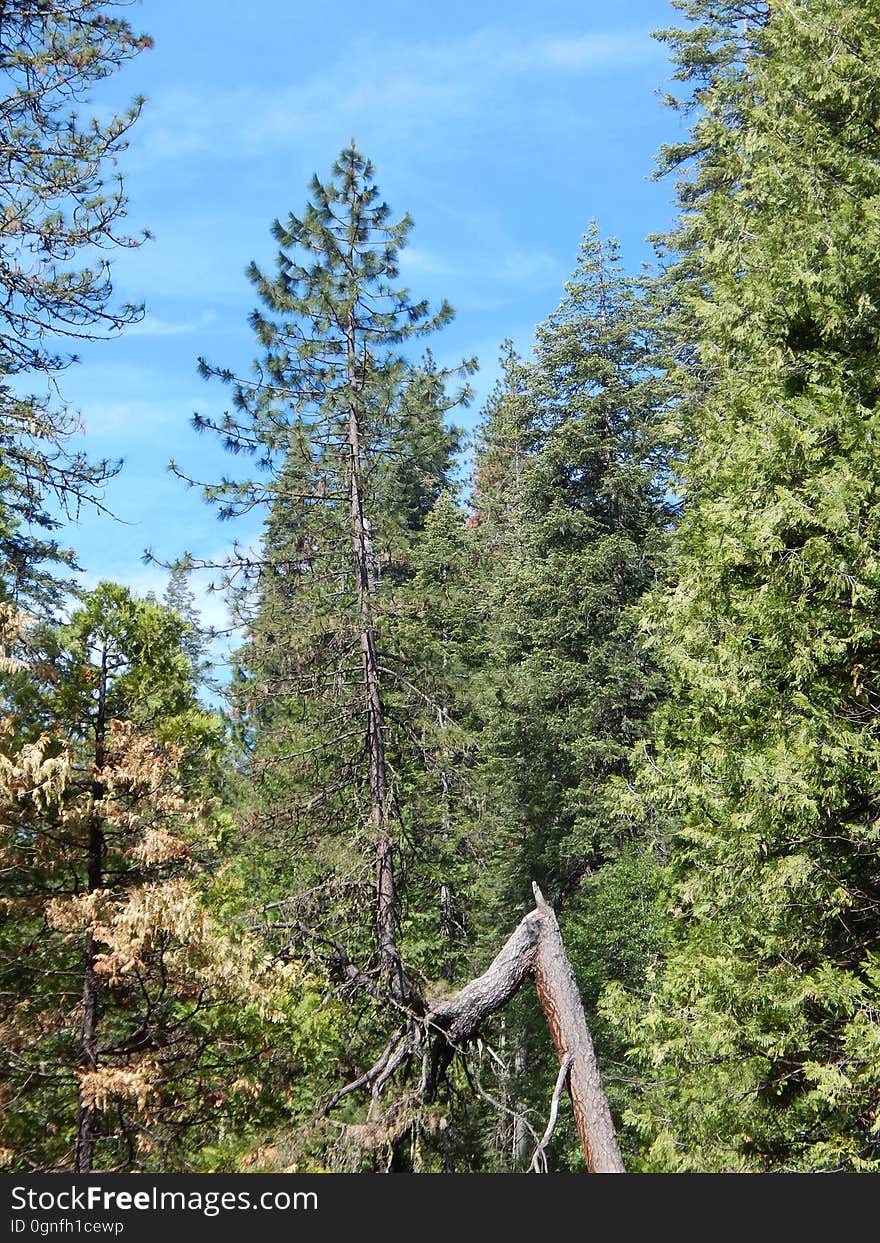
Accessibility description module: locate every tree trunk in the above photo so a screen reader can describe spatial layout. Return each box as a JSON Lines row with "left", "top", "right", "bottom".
{"left": 424, "top": 884, "right": 624, "bottom": 1172}
{"left": 74, "top": 644, "right": 107, "bottom": 1173}
{"left": 512, "top": 1036, "right": 531, "bottom": 1166}
{"left": 530, "top": 885, "right": 624, "bottom": 1173}
{"left": 322, "top": 883, "right": 622, "bottom": 1171}
{"left": 344, "top": 247, "right": 412, "bottom": 1007}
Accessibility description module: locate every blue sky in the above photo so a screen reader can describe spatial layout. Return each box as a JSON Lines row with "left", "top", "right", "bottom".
{"left": 53, "top": 0, "right": 685, "bottom": 642}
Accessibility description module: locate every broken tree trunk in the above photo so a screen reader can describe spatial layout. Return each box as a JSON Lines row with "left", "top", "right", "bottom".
{"left": 530, "top": 885, "right": 624, "bottom": 1173}
{"left": 424, "top": 883, "right": 624, "bottom": 1173}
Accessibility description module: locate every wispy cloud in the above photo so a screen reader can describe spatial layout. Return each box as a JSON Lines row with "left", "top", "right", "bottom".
{"left": 402, "top": 244, "right": 563, "bottom": 289}
{"left": 81, "top": 562, "right": 169, "bottom": 601}
{"left": 497, "top": 248, "right": 564, "bottom": 284}
{"left": 539, "top": 32, "right": 655, "bottom": 68}
{"left": 127, "top": 310, "right": 219, "bottom": 338}
{"left": 74, "top": 393, "right": 196, "bottom": 440}
{"left": 134, "top": 25, "right": 661, "bottom": 167}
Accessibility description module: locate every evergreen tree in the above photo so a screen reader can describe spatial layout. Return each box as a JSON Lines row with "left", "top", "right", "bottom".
{"left": 472, "top": 228, "right": 670, "bottom": 1167}
{"left": 605, "top": 0, "right": 880, "bottom": 1171}
{"left": 0, "top": 1, "right": 151, "bottom": 608}
{"left": 482, "top": 227, "right": 669, "bottom": 900}
{"left": 180, "top": 146, "right": 480, "bottom": 1165}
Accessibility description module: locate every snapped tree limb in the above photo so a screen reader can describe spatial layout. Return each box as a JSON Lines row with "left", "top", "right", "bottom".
{"left": 330, "top": 883, "right": 624, "bottom": 1173}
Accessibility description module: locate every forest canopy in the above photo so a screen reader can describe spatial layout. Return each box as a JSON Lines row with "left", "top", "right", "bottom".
{"left": 3, "top": 0, "right": 880, "bottom": 1175}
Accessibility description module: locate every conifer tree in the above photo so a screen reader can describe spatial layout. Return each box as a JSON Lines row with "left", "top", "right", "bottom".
{"left": 472, "top": 228, "right": 670, "bottom": 1166}
{"left": 481, "top": 228, "right": 669, "bottom": 899}
{"left": 179, "top": 147, "right": 484, "bottom": 1162}
{"left": 0, "top": 2, "right": 151, "bottom": 608}
{"left": 605, "top": 0, "right": 880, "bottom": 1171}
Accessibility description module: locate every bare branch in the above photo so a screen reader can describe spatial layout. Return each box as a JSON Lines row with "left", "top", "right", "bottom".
{"left": 530, "top": 1053, "right": 573, "bottom": 1173}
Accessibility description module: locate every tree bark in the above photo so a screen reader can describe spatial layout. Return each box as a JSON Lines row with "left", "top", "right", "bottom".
{"left": 74, "top": 643, "right": 107, "bottom": 1173}
{"left": 344, "top": 202, "right": 412, "bottom": 1007}
{"left": 512, "top": 1035, "right": 531, "bottom": 1165}
{"left": 530, "top": 884, "right": 624, "bottom": 1173}
{"left": 427, "top": 911, "right": 541, "bottom": 1047}
{"left": 423, "top": 885, "right": 624, "bottom": 1172}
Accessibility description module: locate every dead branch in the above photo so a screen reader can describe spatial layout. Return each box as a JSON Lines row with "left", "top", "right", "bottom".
{"left": 427, "top": 910, "right": 543, "bottom": 1045}
{"left": 314, "top": 883, "right": 624, "bottom": 1172}
{"left": 530, "top": 1052, "right": 572, "bottom": 1173}
{"left": 322, "top": 1027, "right": 408, "bottom": 1113}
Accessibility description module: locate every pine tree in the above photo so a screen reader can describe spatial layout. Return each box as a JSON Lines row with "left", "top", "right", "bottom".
{"left": 0, "top": 1, "right": 151, "bottom": 608}
{"left": 605, "top": 0, "right": 880, "bottom": 1171}
{"left": 179, "top": 146, "right": 484, "bottom": 1165}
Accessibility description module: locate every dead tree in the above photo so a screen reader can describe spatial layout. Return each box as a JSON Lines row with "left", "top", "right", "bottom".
{"left": 326, "top": 882, "right": 624, "bottom": 1174}
{"left": 427, "top": 883, "right": 623, "bottom": 1173}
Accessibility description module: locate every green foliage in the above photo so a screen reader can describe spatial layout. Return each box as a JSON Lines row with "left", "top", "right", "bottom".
{"left": 468, "top": 227, "right": 671, "bottom": 1164}
{"left": 383, "top": 491, "right": 492, "bottom": 982}
{"left": 11, "top": 0, "right": 880, "bottom": 1177}
{"left": 0, "top": 1, "right": 151, "bottom": 611}
{"left": 604, "top": 0, "right": 880, "bottom": 1172}
{"left": 474, "top": 229, "right": 669, "bottom": 902}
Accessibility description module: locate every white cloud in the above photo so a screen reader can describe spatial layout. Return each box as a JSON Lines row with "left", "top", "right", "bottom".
{"left": 539, "top": 32, "right": 655, "bottom": 68}
{"left": 133, "top": 24, "right": 660, "bottom": 167}
{"left": 81, "top": 563, "right": 168, "bottom": 600}
{"left": 74, "top": 395, "right": 194, "bottom": 440}
{"left": 497, "top": 248, "right": 564, "bottom": 284}
{"left": 402, "top": 244, "right": 562, "bottom": 286}
{"left": 127, "top": 310, "right": 219, "bottom": 337}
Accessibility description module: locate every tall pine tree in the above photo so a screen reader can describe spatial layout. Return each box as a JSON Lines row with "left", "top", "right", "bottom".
{"left": 180, "top": 146, "right": 484, "bottom": 1166}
